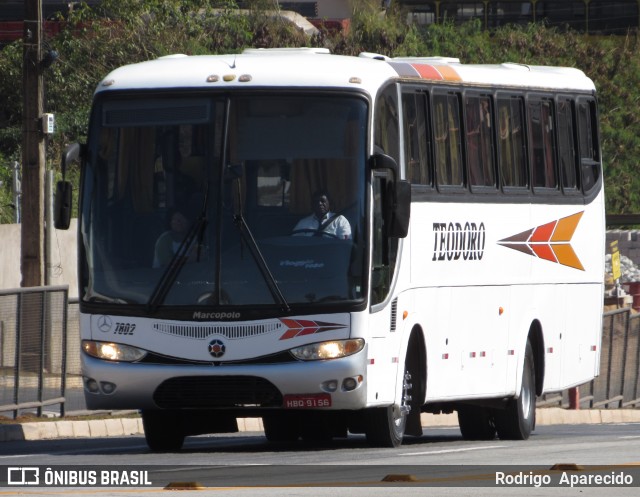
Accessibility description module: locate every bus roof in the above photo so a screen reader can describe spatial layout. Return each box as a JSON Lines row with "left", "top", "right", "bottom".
{"left": 95, "top": 48, "right": 596, "bottom": 95}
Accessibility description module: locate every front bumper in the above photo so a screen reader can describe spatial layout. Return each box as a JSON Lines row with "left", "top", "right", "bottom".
{"left": 81, "top": 349, "right": 368, "bottom": 411}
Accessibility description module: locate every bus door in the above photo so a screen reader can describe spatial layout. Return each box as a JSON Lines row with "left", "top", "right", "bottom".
{"left": 366, "top": 84, "right": 409, "bottom": 404}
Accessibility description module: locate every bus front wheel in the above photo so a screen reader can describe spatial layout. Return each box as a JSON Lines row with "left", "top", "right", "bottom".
{"left": 494, "top": 340, "right": 536, "bottom": 440}
{"left": 263, "top": 413, "right": 300, "bottom": 442}
{"left": 365, "top": 370, "right": 412, "bottom": 448}
{"left": 142, "top": 410, "right": 185, "bottom": 452}
{"left": 365, "top": 405, "right": 405, "bottom": 448}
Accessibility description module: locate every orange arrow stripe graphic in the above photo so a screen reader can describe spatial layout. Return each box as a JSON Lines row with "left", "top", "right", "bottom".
{"left": 498, "top": 212, "right": 584, "bottom": 270}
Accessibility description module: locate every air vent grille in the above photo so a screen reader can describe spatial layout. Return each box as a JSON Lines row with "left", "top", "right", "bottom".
{"left": 390, "top": 298, "right": 398, "bottom": 332}
{"left": 153, "top": 376, "right": 283, "bottom": 408}
{"left": 153, "top": 321, "right": 281, "bottom": 340}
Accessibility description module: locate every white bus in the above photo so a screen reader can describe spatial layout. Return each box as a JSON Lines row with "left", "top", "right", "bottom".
{"left": 56, "top": 48, "right": 604, "bottom": 451}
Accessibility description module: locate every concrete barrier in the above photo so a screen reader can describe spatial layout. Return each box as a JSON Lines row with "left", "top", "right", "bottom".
{"left": 3, "top": 408, "right": 640, "bottom": 442}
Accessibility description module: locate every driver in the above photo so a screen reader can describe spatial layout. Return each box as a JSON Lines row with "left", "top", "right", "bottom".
{"left": 292, "top": 189, "right": 351, "bottom": 240}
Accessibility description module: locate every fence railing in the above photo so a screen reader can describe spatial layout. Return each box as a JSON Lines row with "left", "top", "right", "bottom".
{"left": 540, "top": 308, "right": 640, "bottom": 409}
{"left": 1, "top": 287, "right": 639, "bottom": 418}
{"left": 0, "top": 286, "right": 69, "bottom": 418}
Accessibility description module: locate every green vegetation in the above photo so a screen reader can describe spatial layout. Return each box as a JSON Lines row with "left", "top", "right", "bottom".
{"left": 1, "top": 0, "right": 639, "bottom": 221}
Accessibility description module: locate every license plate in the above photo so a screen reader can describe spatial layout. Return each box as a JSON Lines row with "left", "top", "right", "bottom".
{"left": 283, "top": 393, "right": 332, "bottom": 409}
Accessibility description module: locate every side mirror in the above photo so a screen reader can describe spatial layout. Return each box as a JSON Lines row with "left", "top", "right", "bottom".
{"left": 54, "top": 180, "right": 72, "bottom": 230}
{"left": 371, "top": 153, "right": 399, "bottom": 181}
{"left": 371, "top": 153, "right": 411, "bottom": 238}
{"left": 60, "top": 142, "right": 80, "bottom": 179}
{"left": 54, "top": 143, "right": 82, "bottom": 230}
{"left": 390, "top": 180, "right": 411, "bottom": 238}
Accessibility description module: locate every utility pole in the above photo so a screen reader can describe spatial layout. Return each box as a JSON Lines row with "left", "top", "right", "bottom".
{"left": 21, "top": 0, "right": 45, "bottom": 288}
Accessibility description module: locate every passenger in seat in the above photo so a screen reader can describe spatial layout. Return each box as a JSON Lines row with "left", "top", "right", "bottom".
{"left": 153, "top": 208, "right": 197, "bottom": 267}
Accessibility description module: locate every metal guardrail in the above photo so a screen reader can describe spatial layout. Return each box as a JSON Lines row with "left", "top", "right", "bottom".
{"left": 1, "top": 286, "right": 638, "bottom": 418}
{"left": 580, "top": 308, "right": 640, "bottom": 408}
{"left": 0, "top": 286, "right": 69, "bottom": 419}
{"left": 539, "top": 307, "right": 640, "bottom": 409}
{"left": 607, "top": 214, "right": 640, "bottom": 227}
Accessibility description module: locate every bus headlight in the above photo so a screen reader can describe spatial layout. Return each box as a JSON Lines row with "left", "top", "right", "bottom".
{"left": 82, "top": 340, "right": 147, "bottom": 362}
{"left": 289, "top": 338, "right": 364, "bottom": 361}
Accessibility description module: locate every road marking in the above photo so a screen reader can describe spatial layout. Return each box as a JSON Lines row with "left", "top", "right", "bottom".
{"left": 398, "top": 445, "right": 506, "bottom": 456}
{"left": 0, "top": 443, "right": 150, "bottom": 459}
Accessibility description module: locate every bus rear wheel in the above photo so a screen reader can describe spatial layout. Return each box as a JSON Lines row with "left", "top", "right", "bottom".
{"left": 263, "top": 413, "right": 300, "bottom": 442}
{"left": 457, "top": 405, "right": 496, "bottom": 440}
{"left": 494, "top": 341, "right": 536, "bottom": 440}
{"left": 141, "top": 410, "right": 185, "bottom": 452}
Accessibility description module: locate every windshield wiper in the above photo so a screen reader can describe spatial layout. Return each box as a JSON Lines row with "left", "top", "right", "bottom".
{"left": 233, "top": 213, "right": 291, "bottom": 312}
{"left": 147, "top": 184, "right": 209, "bottom": 312}
{"left": 229, "top": 167, "right": 290, "bottom": 312}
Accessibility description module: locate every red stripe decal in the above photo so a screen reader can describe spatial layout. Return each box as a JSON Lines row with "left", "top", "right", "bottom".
{"left": 411, "top": 64, "right": 444, "bottom": 80}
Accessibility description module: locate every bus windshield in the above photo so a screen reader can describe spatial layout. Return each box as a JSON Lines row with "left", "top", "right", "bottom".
{"left": 80, "top": 94, "right": 367, "bottom": 309}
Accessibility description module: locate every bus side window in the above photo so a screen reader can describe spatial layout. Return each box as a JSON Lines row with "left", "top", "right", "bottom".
{"left": 371, "top": 176, "right": 389, "bottom": 305}
{"left": 255, "top": 160, "right": 290, "bottom": 208}
{"left": 402, "top": 90, "right": 431, "bottom": 186}
{"left": 433, "top": 91, "right": 464, "bottom": 188}
{"left": 375, "top": 85, "right": 400, "bottom": 164}
{"left": 528, "top": 97, "right": 558, "bottom": 190}
{"left": 576, "top": 99, "right": 600, "bottom": 193}
{"left": 465, "top": 94, "right": 496, "bottom": 188}
{"left": 373, "top": 85, "right": 400, "bottom": 307}
{"left": 497, "top": 96, "right": 527, "bottom": 188}
{"left": 557, "top": 98, "right": 578, "bottom": 191}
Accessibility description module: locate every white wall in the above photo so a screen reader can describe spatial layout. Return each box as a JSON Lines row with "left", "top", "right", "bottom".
{"left": 0, "top": 219, "right": 78, "bottom": 298}
{"left": 316, "top": 0, "right": 352, "bottom": 18}
{"left": 292, "top": 0, "right": 353, "bottom": 18}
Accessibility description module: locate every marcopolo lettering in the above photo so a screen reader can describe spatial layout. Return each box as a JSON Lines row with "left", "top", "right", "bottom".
{"left": 192, "top": 311, "right": 241, "bottom": 320}
{"left": 432, "top": 221, "right": 486, "bottom": 262}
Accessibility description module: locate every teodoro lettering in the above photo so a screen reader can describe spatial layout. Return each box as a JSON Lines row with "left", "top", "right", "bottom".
{"left": 432, "top": 221, "right": 486, "bottom": 262}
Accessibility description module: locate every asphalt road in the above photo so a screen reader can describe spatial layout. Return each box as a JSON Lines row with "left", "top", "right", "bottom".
{"left": 1, "top": 422, "right": 640, "bottom": 496}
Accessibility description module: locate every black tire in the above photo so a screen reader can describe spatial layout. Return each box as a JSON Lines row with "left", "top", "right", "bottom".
{"left": 263, "top": 413, "right": 300, "bottom": 442}
{"left": 300, "top": 413, "right": 339, "bottom": 443}
{"left": 457, "top": 405, "right": 496, "bottom": 440}
{"left": 365, "top": 405, "right": 405, "bottom": 448}
{"left": 494, "top": 340, "right": 536, "bottom": 440}
{"left": 142, "top": 410, "right": 185, "bottom": 452}
{"left": 365, "top": 370, "right": 412, "bottom": 448}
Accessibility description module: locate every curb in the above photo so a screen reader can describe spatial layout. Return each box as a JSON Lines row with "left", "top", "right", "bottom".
{"left": 0, "top": 417, "right": 265, "bottom": 443}
{"left": 0, "top": 417, "right": 145, "bottom": 442}
{"left": 1, "top": 408, "right": 639, "bottom": 442}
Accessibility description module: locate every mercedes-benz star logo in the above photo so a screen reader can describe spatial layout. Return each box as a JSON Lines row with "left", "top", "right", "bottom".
{"left": 97, "top": 315, "right": 113, "bottom": 333}
{"left": 208, "top": 339, "right": 226, "bottom": 358}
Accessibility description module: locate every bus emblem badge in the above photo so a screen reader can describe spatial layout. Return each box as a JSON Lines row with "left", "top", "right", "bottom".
{"left": 97, "top": 315, "right": 113, "bottom": 333}
{"left": 208, "top": 339, "right": 226, "bottom": 358}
